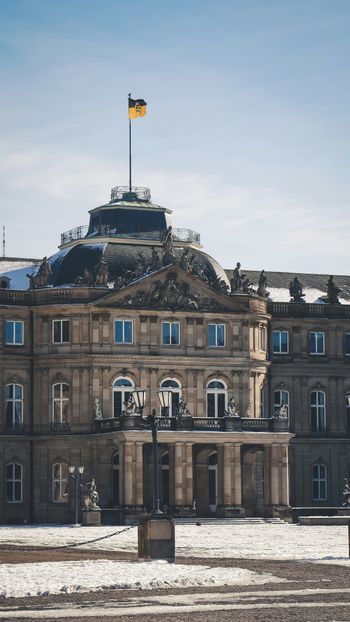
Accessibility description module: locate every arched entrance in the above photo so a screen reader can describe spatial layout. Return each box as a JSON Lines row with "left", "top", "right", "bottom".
{"left": 242, "top": 446, "right": 267, "bottom": 517}
{"left": 193, "top": 445, "right": 220, "bottom": 516}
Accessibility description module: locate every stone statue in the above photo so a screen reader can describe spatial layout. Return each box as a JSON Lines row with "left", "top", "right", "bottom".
{"left": 94, "top": 256, "right": 109, "bottom": 286}
{"left": 245, "top": 403, "right": 252, "bottom": 418}
{"left": 257, "top": 270, "right": 269, "bottom": 298}
{"left": 176, "top": 397, "right": 191, "bottom": 418}
{"left": 342, "top": 477, "right": 350, "bottom": 506}
{"left": 123, "top": 395, "right": 137, "bottom": 416}
{"left": 149, "top": 247, "right": 162, "bottom": 273}
{"left": 134, "top": 252, "right": 147, "bottom": 278}
{"left": 289, "top": 276, "right": 305, "bottom": 303}
{"left": 327, "top": 275, "right": 341, "bottom": 304}
{"left": 242, "top": 276, "right": 254, "bottom": 295}
{"left": 230, "top": 262, "right": 242, "bottom": 293}
{"left": 27, "top": 256, "right": 52, "bottom": 289}
{"left": 279, "top": 404, "right": 288, "bottom": 418}
{"left": 161, "top": 226, "right": 175, "bottom": 266}
{"left": 83, "top": 477, "right": 100, "bottom": 510}
{"left": 225, "top": 396, "right": 239, "bottom": 417}
{"left": 180, "top": 248, "right": 191, "bottom": 272}
{"left": 93, "top": 398, "right": 102, "bottom": 420}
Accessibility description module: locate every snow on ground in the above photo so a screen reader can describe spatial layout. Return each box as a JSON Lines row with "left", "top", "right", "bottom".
{"left": 0, "top": 522, "right": 349, "bottom": 562}
{"left": 0, "top": 560, "right": 283, "bottom": 599}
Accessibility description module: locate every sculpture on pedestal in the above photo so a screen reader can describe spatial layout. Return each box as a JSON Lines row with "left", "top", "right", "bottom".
{"left": 327, "top": 275, "right": 341, "bottom": 304}
{"left": 83, "top": 477, "right": 100, "bottom": 510}
{"left": 289, "top": 276, "right": 305, "bottom": 303}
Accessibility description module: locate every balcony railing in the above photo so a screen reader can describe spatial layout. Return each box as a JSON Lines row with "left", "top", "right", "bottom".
{"left": 95, "top": 415, "right": 289, "bottom": 434}
{"left": 60, "top": 225, "right": 200, "bottom": 246}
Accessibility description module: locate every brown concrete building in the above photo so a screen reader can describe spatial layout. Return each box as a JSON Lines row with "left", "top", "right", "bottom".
{"left": 0, "top": 185, "right": 348, "bottom": 524}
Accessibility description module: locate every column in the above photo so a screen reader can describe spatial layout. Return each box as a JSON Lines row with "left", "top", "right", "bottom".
{"left": 280, "top": 444, "right": 289, "bottom": 506}
{"left": 174, "top": 442, "right": 184, "bottom": 506}
{"left": 124, "top": 442, "right": 133, "bottom": 506}
{"left": 135, "top": 442, "right": 144, "bottom": 506}
{"left": 233, "top": 443, "right": 242, "bottom": 505}
{"left": 185, "top": 442, "right": 193, "bottom": 505}
{"left": 270, "top": 444, "right": 280, "bottom": 505}
{"left": 223, "top": 443, "right": 233, "bottom": 505}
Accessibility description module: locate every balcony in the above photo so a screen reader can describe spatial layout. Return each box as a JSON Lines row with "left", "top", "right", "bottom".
{"left": 50, "top": 421, "right": 71, "bottom": 433}
{"left": 60, "top": 225, "right": 201, "bottom": 246}
{"left": 94, "top": 415, "right": 289, "bottom": 434}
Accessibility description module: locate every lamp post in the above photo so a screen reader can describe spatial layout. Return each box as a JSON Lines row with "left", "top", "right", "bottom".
{"left": 69, "top": 465, "right": 84, "bottom": 526}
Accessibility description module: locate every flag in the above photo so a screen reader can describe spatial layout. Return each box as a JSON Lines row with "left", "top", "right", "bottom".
{"left": 128, "top": 98, "right": 147, "bottom": 119}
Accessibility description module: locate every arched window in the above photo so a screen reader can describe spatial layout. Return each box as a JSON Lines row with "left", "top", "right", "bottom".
{"left": 159, "top": 379, "right": 181, "bottom": 417}
{"left": 113, "top": 378, "right": 135, "bottom": 418}
{"left": 161, "top": 451, "right": 170, "bottom": 507}
{"left": 52, "top": 463, "right": 69, "bottom": 503}
{"left": 5, "top": 384, "right": 23, "bottom": 429}
{"left": 208, "top": 451, "right": 218, "bottom": 511}
{"left": 312, "top": 463, "right": 327, "bottom": 500}
{"left": 311, "top": 391, "right": 326, "bottom": 433}
{"left": 112, "top": 452, "right": 120, "bottom": 506}
{"left": 206, "top": 380, "right": 227, "bottom": 418}
{"left": 6, "top": 463, "right": 23, "bottom": 503}
{"left": 52, "top": 383, "right": 70, "bottom": 429}
{"left": 273, "top": 390, "right": 289, "bottom": 416}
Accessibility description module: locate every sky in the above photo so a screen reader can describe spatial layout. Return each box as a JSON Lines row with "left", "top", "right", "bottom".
{"left": 0, "top": 0, "right": 350, "bottom": 273}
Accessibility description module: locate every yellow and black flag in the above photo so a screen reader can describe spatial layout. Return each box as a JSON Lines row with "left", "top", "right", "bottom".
{"left": 128, "top": 98, "right": 147, "bottom": 119}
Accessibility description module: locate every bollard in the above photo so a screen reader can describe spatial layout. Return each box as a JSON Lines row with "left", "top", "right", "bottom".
{"left": 138, "top": 517, "right": 175, "bottom": 561}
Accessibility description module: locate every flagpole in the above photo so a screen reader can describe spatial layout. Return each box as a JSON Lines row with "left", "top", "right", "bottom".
{"left": 128, "top": 93, "right": 132, "bottom": 193}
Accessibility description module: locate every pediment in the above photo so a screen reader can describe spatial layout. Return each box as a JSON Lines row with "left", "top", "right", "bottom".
{"left": 92, "top": 265, "right": 249, "bottom": 313}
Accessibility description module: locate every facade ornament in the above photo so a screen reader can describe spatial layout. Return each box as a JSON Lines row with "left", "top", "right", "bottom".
{"left": 257, "top": 270, "right": 269, "bottom": 298}
{"left": 93, "top": 398, "right": 103, "bottom": 420}
{"left": 175, "top": 397, "right": 191, "bottom": 418}
{"left": 27, "top": 257, "right": 52, "bottom": 289}
{"left": 225, "top": 396, "right": 240, "bottom": 417}
{"left": 245, "top": 403, "right": 252, "bottom": 418}
{"left": 342, "top": 477, "right": 350, "bottom": 506}
{"left": 83, "top": 477, "right": 100, "bottom": 510}
{"left": 327, "top": 275, "right": 341, "bottom": 304}
{"left": 161, "top": 226, "right": 175, "bottom": 266}
{"left": 289, "top": 276, "right": 305, "bottom": 303}
{"left": 94, "top": 256, "right": 109, "bottom": 286}
{"left": 274, "top": 404, "right": 288, "bottom": 419}
{"left": 230, "top": 262, "right": 242, "bottom": 293}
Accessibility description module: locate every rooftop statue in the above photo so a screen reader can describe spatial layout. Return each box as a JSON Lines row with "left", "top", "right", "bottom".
{"left": 230, "top": 262, "right": 242, "bottom": 293}
{"left": 327, "top": 275, "right": 341, "bottom": 304}
{"left": 149, "top": 247, "right": 162, "bottom": 273}
{"left": 161, "top": 226, "right": 175, "bottom": 266}
{"left": 242, "top": 275, "right": 254, "bottom": 295}
{"left": 94, "top": 256, "right": 109, "bottom": 287}
{"left": 27, "top": 256, "right": 52, "bottom": 289}
{"left": 289, "top": 276, "right": 305, "bottom": 303}
{"left": 257, "top": 270, "right": 269, "bottom": 298}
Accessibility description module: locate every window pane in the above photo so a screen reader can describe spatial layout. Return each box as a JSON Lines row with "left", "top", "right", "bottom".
{"left": 5, "top": 321, "right": 14, "bottom": 343}
{"left": 114, "top": 392, "right": 122, "bottom": 417}
{"left": 14, "top": 402, "right": 22, "bottom": 424}
{"left": 53, "top": 321, "right": 61, "bottom": 342}
{"left": 312, "top": 480, "right": 319, "bottom": 499}
{"left": 6, "top": 464, "right": 13, "bottom": 479}
{"left": 14, "top": 481, "right": 22, "bottom": 501}
{"left": 162, "top": 323, "right": 170, "bottom": 345}
{"left": 62, "top": 384, "right": 69, "bottom": 399}
{"left": 273, "top": 332, "right": 280, "bottom": 352}
{"left": 171, "top": 392, "right": 180, "bottom": 415}
{"left": 319, "top": 392, "right": 325, "bottom": 405}
{"left": 274, "top": 391, "right": 281, "bottom": 407}
{"left": 171, "top": 323, "right": 179, "bottom": 345}
{"left": 320, "top": 481, "right": 326, "bottom": 499}
{"left": 309, "top": 333, "right": 316, "bottom": 353}
{"left": 124, "top": 321, "right": 132, "bottom": 344}
{"left": 53, "top": 464, "right": 60, "bottom": 479}
{"left": 310, "top": 392, "right": 317, "bottom": 405}
{"left": 5, "top": 385, "right": 13, "bottom": 399}
{"left": 217, "top": 393, "right": 225, "bottom": 417}
{"left": 207, "top": 394, "right": 215, "bottom": 417}
{"left": 14, "top": 464, "right": 22, "bottom": 479}
{"left": 281, "top": 332, "right": 288, "bottom": 352}
{"left": 15, "top": 322, "right": 23, "bottom": 344}
{"left": 317, "top": 333, "right": 324, "bottom": 353}
{"left": 217, "top": 325, "right": 225, "bottom": 346}
{"left": 6, "top": 402, "right": 13, "bottom": 427}
{"left": 345, "top": 334, "right": 350, "bottom": 355}
{"left": 15, "top": 385, "right": 23, "bottom": 399}
{"left": 161, "top": 379, "right": 180, "bottom": 388}
{"left": 6, "top": 482, "right": 13, "bottom": 502}
{"left": 208, "top": 381, "right": 225, "bottom": 389}
{"left": 115, "top": 321, "right": 123, "bottom": 343}
{"left": 53, "top": 384, "right": 61, "bottom": 399}
{"left": 319, "top": 465, "right": 326, "bottom": 479}
{"left": 208, "top": 325, "right": 216, "bottom": 346}
{"left": 62, "top": 321, "right": 69, "bottom": 342}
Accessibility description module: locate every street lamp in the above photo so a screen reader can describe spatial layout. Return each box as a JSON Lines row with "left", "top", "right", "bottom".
{"left": 132, "top": 389, "right": 147, "bottom": 415}
{"left": 69, "top": 465, "right": 84, "bottom": 526}
{"left": 157, "top": 389, "right": 172, "bottom": 417}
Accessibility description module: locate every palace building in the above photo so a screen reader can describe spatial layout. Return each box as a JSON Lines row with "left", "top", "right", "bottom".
{"left": 0, "top": 184, "right": 349, "bottom": 524}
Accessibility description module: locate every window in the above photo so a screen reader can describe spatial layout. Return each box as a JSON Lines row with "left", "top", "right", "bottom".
{"left": 6, "top": 463, "right": 23, "bottom": 503}
{"left": 113, "top": 377, "right": 134, "bottom": 417}
{"left": 273, "top": 390, "right": 289, "bottom": 416}
{"left": 159, "top": 378, "right": 181, "bottom": 416}
{"left": 345, "top": 334, "right": 350, "bottom": 356}
{"left": 5, "top": 320, "right": 24, "bottom": 345}
{"left": 259, "top": 325, "right": 266, "bottom": 351}
{"left": 259, "top": 386, "right": 265, "bottom": 418}
{"left": 162, "top": 322, "right": 180, "bottom": 346}
{"left": 52, "top": 383, "right": 70, "bottom": 429}
{"left": 112, "top": 452, "right": 120, "bottom": 506}
{"left": 52, "top": 320, "right": 69, "bottom": 343}
{"left": 312, "top": 464, "right": 327, "bottom": 500}
{"left": 309, "top": 332, "right": 325, "bottom": 355}
{"left": 208, "top": 324, "right": 225, "bottom": 347}
{"left": 114, "top": 320, "right": 133, "bottom": 344}
{"left": 273, "top": 331, "right": 289, "bottom": 354}
{"left": 5, "top": 384, "right": 23, "bottom": 429}
{"left": 311, "top": 390, "right": 326, "bottom": 433}
{"left": 52, "top": 463, "right": 69, "bottom": 503}
{"left": 206, "top": 380, "right": 227, "bottom": 418}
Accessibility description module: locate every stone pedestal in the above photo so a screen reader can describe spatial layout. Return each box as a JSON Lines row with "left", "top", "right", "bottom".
{"left": 138, "top": 517, "right": 175, "bottom": 561}
{"left": 82, "top": 509, "right": 101, "bottom": 526}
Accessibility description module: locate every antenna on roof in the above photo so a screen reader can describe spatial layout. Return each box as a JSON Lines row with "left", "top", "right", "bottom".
{"left": 2, "top": 226, "right": 5, "bottom": 258}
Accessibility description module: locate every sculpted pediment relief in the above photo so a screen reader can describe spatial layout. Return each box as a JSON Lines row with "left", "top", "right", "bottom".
{"left": 93, "top": 266, "right": 248, "bottom": 313}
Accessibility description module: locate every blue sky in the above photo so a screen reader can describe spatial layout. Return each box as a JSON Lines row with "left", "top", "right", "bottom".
{"left": 1, "top": 0, "right": 350, "bottom": 273}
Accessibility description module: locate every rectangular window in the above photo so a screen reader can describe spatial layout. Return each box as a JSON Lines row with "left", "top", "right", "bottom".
{"left": 312, "top": 464, "right": 327, "bottom": 500}
{"left": 309, "top": 332, "right": 325, "bottom": 355}
{"left": 208, "top": 324, "right": 225, "bottom": 347}
{"left": 52, "top": 320, "right": 70, "bottom": 344}
{"left": 345, "top": 334, "right": 350, "bottom": 356}
{"left": 114, "top": 320, "right": 133, "bottom": 344}
{"left": 162, "top": 322, "right": 180, "bottom": 346}
{"left": 273, "top": 331, "right": 289, "bottom": 354}
{"left": 259, "top": 325, "right": 266, "bottom": 351}
{"left": 6, "top": 463, "right": 23, "bottom": 503}
{"left": 52, "top": 463, "right": 69, "bottom": 503}
{"left": 5, "top": 321, "right": 24, "bottom": 345}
